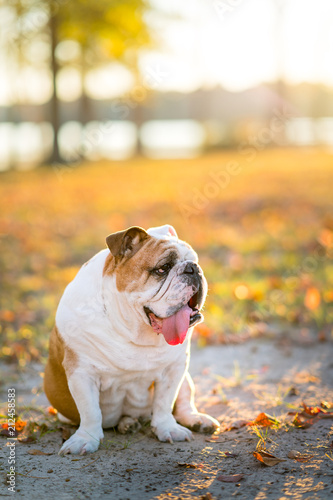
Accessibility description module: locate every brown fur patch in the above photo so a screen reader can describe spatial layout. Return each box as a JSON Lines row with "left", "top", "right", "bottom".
{"left": 114, "top": 238, "right": 179, "bottom": 293}
{"left": 44, "top": 326, "right": 80, "bottom": 424}
{"left": 103, "top": 252, "right": 116, "bottom": 276}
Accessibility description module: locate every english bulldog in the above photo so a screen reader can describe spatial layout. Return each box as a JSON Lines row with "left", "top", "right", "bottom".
{"left": 44, "top": 224, "right": 219, "bottom": 455}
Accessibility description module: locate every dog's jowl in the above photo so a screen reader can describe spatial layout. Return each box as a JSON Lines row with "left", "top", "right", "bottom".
{"left": 44, "top": 224, "right": 219, "bottom": 455}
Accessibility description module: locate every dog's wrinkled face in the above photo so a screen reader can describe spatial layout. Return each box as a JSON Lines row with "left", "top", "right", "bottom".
{"left": 105, "top": 225, "right": 207, "bottom": 346}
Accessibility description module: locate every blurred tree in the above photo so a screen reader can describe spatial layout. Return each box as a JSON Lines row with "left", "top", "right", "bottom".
{"left": 6, "top": 0, "right": 153, "bottom": 163}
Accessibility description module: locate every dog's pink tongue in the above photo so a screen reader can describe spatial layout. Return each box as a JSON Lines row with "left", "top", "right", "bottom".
{"left": 161, "top": 304, "right": 192, "bottom": 345}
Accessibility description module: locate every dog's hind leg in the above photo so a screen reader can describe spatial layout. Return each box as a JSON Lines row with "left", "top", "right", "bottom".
{"left": 117, "top": 416, "right": 142, "bottom": 434}
{"left": 173, "top": 372, "right": 220, "bottom": 433}
{"left": 58, "top": 413, "right": 75, "bottom": 425}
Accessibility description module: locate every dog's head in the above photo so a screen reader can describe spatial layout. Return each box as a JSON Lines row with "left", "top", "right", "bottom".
{"left": 105, "top": 225, "right": 207, "bottom": 345}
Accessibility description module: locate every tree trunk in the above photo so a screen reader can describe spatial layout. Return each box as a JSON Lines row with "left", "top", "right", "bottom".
{"left": 49, "top": 13, "right": 62, "bottom": 164}
{"left": 80, "top": 51, "right": 90, "bottom": 126}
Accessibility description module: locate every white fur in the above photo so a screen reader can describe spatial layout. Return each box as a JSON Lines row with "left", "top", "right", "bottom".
{"left": 54, "top": 225, "right": 219, "bottom": 455}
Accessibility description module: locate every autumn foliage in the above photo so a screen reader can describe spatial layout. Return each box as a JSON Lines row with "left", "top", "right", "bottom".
{"left": 0, "top": 149, "right": 332, "bottom": 363}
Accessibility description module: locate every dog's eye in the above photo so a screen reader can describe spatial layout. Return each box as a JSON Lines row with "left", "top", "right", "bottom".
{"left": 154, "top": 263, "right": 171, "bottom": 276}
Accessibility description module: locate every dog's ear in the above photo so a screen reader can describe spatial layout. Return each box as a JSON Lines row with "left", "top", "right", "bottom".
{"left": 106, "top": 227, "right": 149, "bottom": 258}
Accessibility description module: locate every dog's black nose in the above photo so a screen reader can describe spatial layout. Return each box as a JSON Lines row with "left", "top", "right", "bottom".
{"left": 183, "top": 262, "right": 196, "bottom": 274}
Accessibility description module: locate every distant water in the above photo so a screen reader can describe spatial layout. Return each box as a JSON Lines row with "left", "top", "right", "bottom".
{"left": 0, "top": 118, "right": 332, "bottom": 171}
{"left": 0, "top": 120, "right": 206, "bottom": 171}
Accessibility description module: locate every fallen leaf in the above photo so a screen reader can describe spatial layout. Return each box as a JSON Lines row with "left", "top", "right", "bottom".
{"left": 289, "top": 403, "right": 333, "bottom": 424}
{"left": 27, "top": 449, "right": 53, "bottom": 456}
{"left": 17, "top": 421, "right": 45, "bottom": 443}
{"left": 217, "top": 450, "right": 238, "bottom": 458}
{"left": 217, "top": 473, "right": 244, "bottom": 483}
{"left": 177, "top": 462, "right": 204, "bottom": 469}
{"left": 205, "top": 434, "right": 224, "bottom": 443}
{"left": 292, "top": 415, "right": 318, "bottom": 429}
{"left": 1, "top": 419, "right": 27, "bottom": 436}
{"left": 47, "top": 406, "right": 57, "bottom": 416}
{"left": 18, "top": 436, "right": 37, "bottom": 444}
{"left": 16, "top": 420, "right": 28, "bottom": 432}
{"left": 222, "top": 420, "right": 248, "bottom": 432}
{"left": 0, "top": 428, "right": 18, "bottom": 437}
{"left": 288, "top": 450, "right": 313, "bottom": 462}
{"left": 321, "top": 401, "right": 333, "bottom": 410}
{"left": 302, "top": 403, "right": 326, "bottom": 417}
{"left": 247, "top": 413, "right": 280, "bottom": 427}
{"left": 253, "top": 450, "right": 286, "bottom": 467}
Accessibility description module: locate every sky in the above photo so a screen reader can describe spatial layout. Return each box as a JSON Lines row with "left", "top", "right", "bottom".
{"left": 142, "top": 0, "right": 333, "bottom": 91}
{"left": 0, "top": 0, "right": 333, "bottom": 104}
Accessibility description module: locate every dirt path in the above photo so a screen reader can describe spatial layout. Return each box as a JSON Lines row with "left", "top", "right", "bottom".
{"left": 1, "top": 331, "right": 333, "bottom": 499}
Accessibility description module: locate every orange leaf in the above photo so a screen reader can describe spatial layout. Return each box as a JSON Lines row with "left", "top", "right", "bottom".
{"left": 321, "top": 401, "right": 333, "bottom": 409}
{"left": 292, "top": 415, "right": 317, "bottom": 429}
{"left": 247, "top": 412, "right": 280, "bottom": 427}
{"left": 304, "top": 287, "right": 321, "bottom": 311}
{"left": 253, "top": 451, "right": 286, "bottom": 467}
{"left": 1, "top": 419, "right": 27, "bottom": 433}
{"left": 15, "top": 420, "right": 27, "bottom": 432}
{"left": 47, "top": 406, "right": 58, "bottom": 415}
{"left": 302, "top": 402, "right": 325, "bottom": 417}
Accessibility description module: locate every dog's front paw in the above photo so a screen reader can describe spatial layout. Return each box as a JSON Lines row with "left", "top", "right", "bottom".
{"left": 59, "top": 428, "right": 103, "bottom": 455}
{"left": 176, "top": 412, "right": 220, "bottom": 433}
{"left": 152, "top": 417, "right": 193, "bottom": 443}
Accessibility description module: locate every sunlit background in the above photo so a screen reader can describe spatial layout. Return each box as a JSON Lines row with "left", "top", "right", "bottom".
{"left": 1, "top": 0, "right": 333, "bottom": 169}
{"left": 1, "top": 0, "right": 333, "bottom": 364}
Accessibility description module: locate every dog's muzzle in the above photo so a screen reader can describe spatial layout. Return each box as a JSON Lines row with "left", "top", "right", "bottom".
{"left": 145, "top": 262, "right": 206, "bottom": 346}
